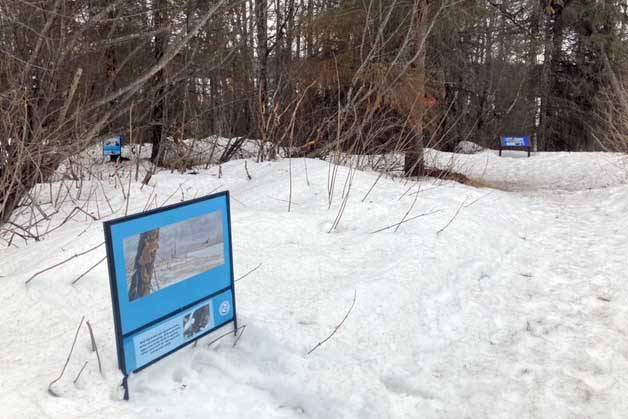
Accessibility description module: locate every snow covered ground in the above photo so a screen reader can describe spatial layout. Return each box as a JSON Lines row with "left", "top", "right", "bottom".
{"left": 428, "top": 149, "right": 628, "bottom": 191}
{"left": 1, "top": 149, "right": 627, "bottom": 418}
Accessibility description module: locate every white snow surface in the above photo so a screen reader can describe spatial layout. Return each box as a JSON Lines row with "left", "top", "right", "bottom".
{"left": 1, "top": 150, "right": 628, "bottom": 418}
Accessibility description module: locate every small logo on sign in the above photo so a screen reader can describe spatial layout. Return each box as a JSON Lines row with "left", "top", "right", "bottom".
{"left": 219, "top": 301, "right": 230, "bottom": 316}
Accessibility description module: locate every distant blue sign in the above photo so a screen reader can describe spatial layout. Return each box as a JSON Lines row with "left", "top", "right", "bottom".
{"left": 501, "top": 136, "right": 530, "bottom": 147}
{"left": 103, "top": 135, "right": 123, "bottom": 156}
{"left": 104, "top": 192, "right": 237, "bottom": 399}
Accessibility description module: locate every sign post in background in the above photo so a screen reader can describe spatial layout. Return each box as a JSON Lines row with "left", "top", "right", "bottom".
{"left": 104, "top": 191, "right": 237, "bottom": 400}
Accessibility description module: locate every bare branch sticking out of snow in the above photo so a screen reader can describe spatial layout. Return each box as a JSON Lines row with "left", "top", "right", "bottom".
{"left": 206, "top": 325, "right": 248, "bottom": 349}
{"left": 436, "top": 197, "right": 468, "bottom": 235}
{"left": 71, "top": 256, "right": 107, "bottom": 286}
{"left": 25, "top": 242, "right": 105, "bottom": 285}
{"left": 308, "top": 290, "right": 357, "bottom": 355}
{"left": 48, "top": 316, "right": 85, "bottom": 397}
{"left": 235, "top": 263, "right": 262, "bottom": 283}
{"left": 85, "top": 320, "right": 103, "bottom": 376}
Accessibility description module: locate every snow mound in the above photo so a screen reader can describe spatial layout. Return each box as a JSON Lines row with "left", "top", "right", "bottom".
{"left": 454, "top": 141, "right": 484, "bottom": 154}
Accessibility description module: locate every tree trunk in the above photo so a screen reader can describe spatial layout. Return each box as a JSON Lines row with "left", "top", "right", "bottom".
{"left": 151, "top": 0, "right": 168, "bottom": 164}
{"left": 404, "top": 0, "right": 430, "bottom": 177}
{"left": 305, "top": 0, "right": 313, "bottom": 57}
{"left": 128, "top": 229, "right": 161, "bottom": 301}
{"left": 537, "top": 13, "right": 553, "bottom": 151}
{"left": 527, "top": 3, "right": 543, "bottom": 149}
{"left": 255, "top": 0, "right": 268, "bottom": 153}
{"left": 537, "top": 0, "right": 569, "bottom": 151}
{"left": 255, "top": 0, "right": 268, "bottom": 105}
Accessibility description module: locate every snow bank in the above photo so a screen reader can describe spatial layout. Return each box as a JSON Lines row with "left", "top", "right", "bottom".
{"left": 1, "top": 150, "right": 627, "bottom": 418}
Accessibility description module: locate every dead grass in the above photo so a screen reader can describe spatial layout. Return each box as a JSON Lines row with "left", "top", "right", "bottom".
{"left": 424, "top": 167, "right": 512, "bottom": 191}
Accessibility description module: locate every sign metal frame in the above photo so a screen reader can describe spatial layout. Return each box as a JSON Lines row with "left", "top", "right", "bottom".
{"left": 498, "top": 135, "right": 532, "bottom": 157}
{"left": 103, "top": 191, "right": 237, "bottom": 400}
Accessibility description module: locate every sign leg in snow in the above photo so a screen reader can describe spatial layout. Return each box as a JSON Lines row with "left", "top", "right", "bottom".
{"left": 103, "top": 191, "right": 237, "bottom": 400}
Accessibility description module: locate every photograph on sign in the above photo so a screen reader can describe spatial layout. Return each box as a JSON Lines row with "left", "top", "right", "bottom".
{"left": 183, "top": 303, "right": 212, "bottom": 339}
{"left": 104, "top": 137, "right": 121, "bottom": 148}
{"left": 504, "top": 137, "right": 524, "bottom": 146}
{"left": 104, "top": 136, "right": 123, "bottom": 156}
{"left": 103, "top": 191, "right": 237, "bottom": 393}
{"left": 501, "top": 136, "right": 531, "bottom": 147}
{"left": 123, "top": 211, "right": 225, "bottom": 301}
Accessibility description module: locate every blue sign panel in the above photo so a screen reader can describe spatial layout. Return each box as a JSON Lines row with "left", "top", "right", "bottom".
{"left": 501, "top": 136, "right": 530, "bottom": 147}
{"left": 104, "top": 135, "right": 123, "bottom": 156}
{"left": 103, "top": 192, "right": 237, "bottom": 397}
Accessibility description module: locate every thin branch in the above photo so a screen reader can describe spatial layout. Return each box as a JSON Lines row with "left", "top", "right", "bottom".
{"left": 463, "top": 192, "right": 493, "bottom": 208}
{"left": 232, "top": 324, "right": 247, "bottom": 347}
{"left": 48, "top": 316, "right": 84, "bottom": 397}
{"left": 307, "top": 290, "right": 357, "bottom": 355}
{"left": 25, "top": 242, "right": 104, "bottom": 285}
{"left": 85, "top": 321, "right": 103, "bottom": 375}
{"left": 244, "top": 160, "right": 252, "bottom": 180}
{"left": 394, "top": 182, "right": 421, "bottom": 233}
{"left": 71, "top": 256, "right": 107, "bottom": 286}
{"left": 361, "top": 171, "right": 384, "bottom": 202}
{"left": 370, "top": 208, "right": 443, "bottom": 234}
{"left": 73, "top": 361, "right": 89, "bottom": 385}
{"left": 235, "top": 263, "right": 262, "bottom": 283}
{"left": 206, "top": 324, "right": 247, "bottom": 348}
{"left": 436, "top": 197, "right": 467, "bottom": 235}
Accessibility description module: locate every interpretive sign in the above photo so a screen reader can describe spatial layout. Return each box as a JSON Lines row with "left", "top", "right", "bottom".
{"left": 499, "top": 135, "right": 531, "bottom": 157}
{"left": 103, "top": 191, "right": 237, "bottom": 399}
{"left": 103, "top": 135, "right": 123, "bottom": 157}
